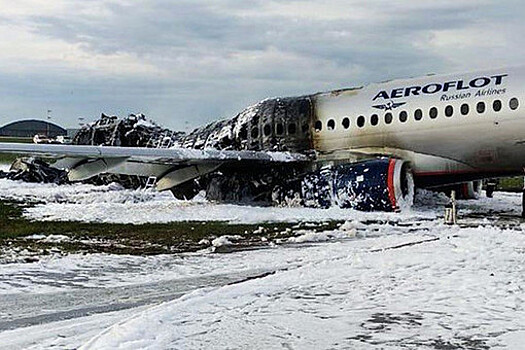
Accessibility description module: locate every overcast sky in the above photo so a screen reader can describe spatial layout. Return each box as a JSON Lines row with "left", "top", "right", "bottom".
{"left": 0, "top": 0, "right": 523, "bottom": 129}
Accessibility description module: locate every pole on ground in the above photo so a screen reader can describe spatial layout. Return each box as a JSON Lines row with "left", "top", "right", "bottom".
{"left": 522, "top": 175, "right": 525, "bottom": 219}
{"left": 445, "top": 190, "right": 457, "bottom": 225}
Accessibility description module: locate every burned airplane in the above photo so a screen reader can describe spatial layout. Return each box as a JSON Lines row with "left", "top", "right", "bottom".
{"left": 1, "top": 66, "right": 523, "bottom": 211}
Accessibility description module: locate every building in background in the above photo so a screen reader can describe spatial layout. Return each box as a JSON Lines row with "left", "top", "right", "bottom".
{"left": 0, "top": 119, "right": 67, "bottom": 138}
{"left": 66, "top": 128, "right": 80, "bottom": 138}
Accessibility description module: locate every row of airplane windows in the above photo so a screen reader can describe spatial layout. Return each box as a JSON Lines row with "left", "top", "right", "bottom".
{"left": 315, "top": 97, "right": 520, "bottom": 132}
{"left": 250, "top": 121, "right": 309, "bottom": 139}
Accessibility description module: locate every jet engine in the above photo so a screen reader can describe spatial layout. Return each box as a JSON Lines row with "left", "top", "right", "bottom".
{"left": 302, "top": 158, "right": 414, "bottom": 211}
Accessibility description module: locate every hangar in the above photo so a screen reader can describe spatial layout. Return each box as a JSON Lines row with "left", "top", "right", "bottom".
{"left": 0, "top": 119, "right": 67, "bottom": 138}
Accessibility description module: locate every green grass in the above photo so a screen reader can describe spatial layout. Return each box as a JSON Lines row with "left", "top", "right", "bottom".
{"left": 0, "top": 136, "right": 32, "bottom": 143}
{"left": 498, "top": 177, "right": 523, "bottom": 192}
{"left": 0, "top": 200, "right": 342, "bottom": 255}
{"left": 0, "top": 153, "right": 21, "bottom": 164}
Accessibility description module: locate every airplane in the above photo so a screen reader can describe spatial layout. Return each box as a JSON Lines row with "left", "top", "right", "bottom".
{"left": 0, "top": 66, "right": 522, "bottom": 212}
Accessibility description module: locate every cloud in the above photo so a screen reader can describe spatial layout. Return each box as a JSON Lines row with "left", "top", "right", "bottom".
{"left": 0, "top": 0, "right": 523, "bottom": 129}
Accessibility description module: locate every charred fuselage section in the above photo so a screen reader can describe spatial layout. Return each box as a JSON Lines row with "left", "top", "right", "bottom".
{"left": 168, "top": 96, "right": 316, "bottom": 202}
{"left": 73, "top": 113, "right": 185, "bottom": 148}
{"left": 71, "top": 113, "right": 185, "bottom": 188}
{"left": 176, "top": 96, "right": 314, "bottom": 153}
{"left": 70, "top": 97, "right": 316, "bottom": 199}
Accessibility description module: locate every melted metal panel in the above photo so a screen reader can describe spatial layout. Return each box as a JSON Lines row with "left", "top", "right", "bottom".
{"left": 177, "top": 96, "right": 315, "bottom": 154}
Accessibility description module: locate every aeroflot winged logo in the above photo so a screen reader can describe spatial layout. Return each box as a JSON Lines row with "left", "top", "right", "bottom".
{"left": 372, "top": 74, "right": 508, "bottom": 102}
{"left": 372, "top": 101, "right": 406, "bottom": 111}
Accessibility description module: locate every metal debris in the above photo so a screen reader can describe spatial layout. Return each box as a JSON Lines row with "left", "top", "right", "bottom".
{"left": 3, "top": 95, "right": 316, "bottom": 203}
{"left": 0, "top": 158, "right": 68, "bottom": 184}
{"left": 73, "top": 113, "right": 185, "bottom": 148}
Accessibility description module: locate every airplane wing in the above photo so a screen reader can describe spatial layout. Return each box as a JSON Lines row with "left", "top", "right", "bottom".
{"left": 0, "top": 143, "right": 310, "bottom": 191}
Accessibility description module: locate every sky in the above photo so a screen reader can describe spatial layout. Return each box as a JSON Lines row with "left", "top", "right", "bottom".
{"left": 0, "top": 0, "right": 523, "bottom": 130}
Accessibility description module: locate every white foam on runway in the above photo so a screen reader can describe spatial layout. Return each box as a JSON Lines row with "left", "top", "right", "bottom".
{"left": 79, "top": 225, "right": 525, "bottom": 350}
{"left": 0, "top": 178, "right": 439, "bottom": 223}
{"left": 0, "top": 178, "right": 523, "bottom": 349}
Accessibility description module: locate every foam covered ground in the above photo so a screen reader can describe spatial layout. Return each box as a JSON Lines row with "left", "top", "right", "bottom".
{"left": 0, "top": 174, "right": 524, "bottom": 349}
{"left": 81, "top": 226, "right": 525, "bottom": 350}
{"left": 0, "top": 177, "right": 439, "bottom": 224}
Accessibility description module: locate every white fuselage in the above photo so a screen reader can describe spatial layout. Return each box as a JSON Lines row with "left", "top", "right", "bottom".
{"left": 311, "top": 66, "right": 525, "bottom": 184}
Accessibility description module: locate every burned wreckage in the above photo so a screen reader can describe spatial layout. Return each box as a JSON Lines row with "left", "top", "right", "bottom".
{"left": 0, "top": 95, "right": 411, "bottom": 211}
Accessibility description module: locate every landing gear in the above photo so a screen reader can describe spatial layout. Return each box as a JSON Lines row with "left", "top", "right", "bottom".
{"left": 485, "top": 179, "right": 497, "bottom": 198}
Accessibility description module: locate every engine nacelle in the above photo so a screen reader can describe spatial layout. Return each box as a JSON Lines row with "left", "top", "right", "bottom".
{"left": 302, "top": 158, "right": 414, "bottom": 211}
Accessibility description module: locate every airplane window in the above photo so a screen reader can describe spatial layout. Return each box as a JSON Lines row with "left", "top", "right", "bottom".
{"left": 315, "top": 120, "right": 322, "bottom": 132}
{"left": 251, "top": 127, "right": 259, "bottom": 138}
{"left": 461, "top": 104, "right": 469, "bottom": 115}
{"left": 327, "top": 119, "right": 336, "bottom": 130}
{"left": 477, "top": 101, "right": 486, "bottom": 114}
{"left": 302, "top": 123, "right": 309, "bottom": 133}
{"left": 510, "top": 98, "right": 519, "bottom": 110}
{"left": 445, "top": 105, "right": 453, "bottom": 117}
{"left": 357, "top": 116, "right": 365, "bottom": 128}
{"left": 371, "top": 114, "right": 379, "bottom": 126}
{"left": 276, "top": 123, "right": 284, "bottom": 135}
{"left": 399, "top": 111, "right": 408, "bottom": 123}
{"left": 385, "top": 112, "right": 393, "bottom": 124}
{"left": 429, "top": 107, "right": 438, "bottom": 119}
{"left": 288, "top": 123, "right": 296, "bottom": 134}
{"left": 493, "top": 100, "right": 502, "bottom": 112}
{"left": 239, "top": 126, "right": 248, "bottom": 139}
{"left": 264, "top": 124, "right": 272, "bottom": 136}
{"left": 342, "top": 117, "right": 350, "bottom": 129}
{"left": 414, "top": 109, "right": 423, "bottom": 121}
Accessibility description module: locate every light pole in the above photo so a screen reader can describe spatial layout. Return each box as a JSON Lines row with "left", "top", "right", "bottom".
{"left": 46, "top": 109, "right": 52, "bottom": 137}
